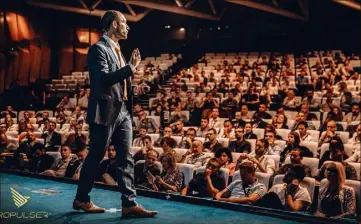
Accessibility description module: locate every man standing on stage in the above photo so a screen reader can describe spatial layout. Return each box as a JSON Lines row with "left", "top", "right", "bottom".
{"left": 73, "top": 10, "right": 157, "bottom": 218}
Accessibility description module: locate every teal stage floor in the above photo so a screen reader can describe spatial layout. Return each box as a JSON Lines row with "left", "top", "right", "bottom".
{"left": 0, "top": 173, "right": 303, "bottom": 224}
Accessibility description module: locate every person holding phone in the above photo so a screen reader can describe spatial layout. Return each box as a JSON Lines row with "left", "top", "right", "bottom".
{"left": 134, "top": 150, "right": 161, "bottom": 189}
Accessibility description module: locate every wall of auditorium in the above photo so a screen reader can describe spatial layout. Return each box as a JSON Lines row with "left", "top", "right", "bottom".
{"left": 0, "top": 11, "right": 51, "bottom": 94}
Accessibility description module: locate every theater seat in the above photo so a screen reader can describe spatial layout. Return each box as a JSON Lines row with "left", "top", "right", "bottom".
{"left": 299, "top": 141, "right": 318, "bottom": 158}
{"left": 349, "top": 162, "right": 361, "bottom": 180}
{"left": 216, "top": 138, "right": 229, "bottom": 148}
{"left": 276, "top": 129, "right": 291, "bottom": 141}
{"left": 284, "top": 157, "right": 319, "bottom": 177}
{"left": 273, "top": 174, "right": 316, "bottom": 201}
{"left": 135, "top": 160, "right": 162, "bottom": 173}
{"left": 176, "top": 163, "right": 194, "bottom": 186}
{"left": 194, "top": 167, "right": 229, "bottom": 186}
{"left": 345, "top": 180, "right": 361, "bottom": 215}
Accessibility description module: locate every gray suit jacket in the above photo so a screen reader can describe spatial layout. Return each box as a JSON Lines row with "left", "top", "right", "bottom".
{"left": 86, "top": 37, "right": 134, "bottom": 126}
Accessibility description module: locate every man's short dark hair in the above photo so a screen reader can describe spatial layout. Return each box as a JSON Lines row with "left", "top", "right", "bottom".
{"left": 290, "top": 165, "right": 306, "bottom": 181}
{"left": 160, "top": 137, "right": 177, "bottom": 148}
{"left": 101, "top": 10, "right": 118, "bottom": 32}
{"left": 208, "top": 128, "right": 217, "bottom": 135}
{"left": 142, "top": 135, "right": 151, "bottom": 142}
{"left": 298, "top": 121, "right": 308, "bottom": 128}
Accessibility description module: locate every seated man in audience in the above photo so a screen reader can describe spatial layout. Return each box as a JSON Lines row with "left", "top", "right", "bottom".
{"left": 228, "top": 127, "right": 251, "bottom": 153}
{"left": 41, "top": 121, "right": 61, "bottom": 151}
{"left": 180, "top": 140, "right": 211, "bottom": 168}
{"left": 217, "top": 120, "right": 235, "bottom": 141}
{"left": 203, "top": 128, "right": 223, "bottom": 153}
{"left": 208, "top": 108, "right": 223, "bottom": 129}
{"left": 170, "top": 119, "right": 185, "bottom": 136}
{"left": 343, "top": 102, "right": 360, "bottom": 123}
{"left": 220, "top": 91, "right": 238, "bottom": 119}
{"left": 316, "top": 142, "right": 357, "bottom": 182}
{"left": 169, "top": 106, "right": 189, "bottom": 125}
{"left": 215, "top": 161, "right": 266, "bottom": 204}
{"left": 154, "top": 126, "right": 173, "bottom": 147}
{"left": 98, "top": 145, "right": 117, "bottom": 185}
{"left": 37, "top": 111, "right": 50, "bottom": 127}
{"left": 252, "top": 103, "right": 272, "bottom": 120}
{"left": 236, "top": 139, "right": 275, "bottom": 175}
{"left": 291, "top": 112, "right": 316, "bottom": 131}
{"left": 71, "top": 106, "right": 84, "bottom": 121}
{"left": 232, "top": 111, "right": 246, "bottom": 129}
{"left": 257, "top": 166, "right": 311, "bottom": 211}
{"left": 64, "top": 124, "right": 87, "bottom": 153}
{"left": 297, "top": 121, "right": 315, "bottom": 142}
{"left": 178, "top": 128, "right": 196, "bottom": 149}
{"left": 181, "top": 158, "right": 225, "bottom": 198}
{"left": 134, "top": 150, "right": 161, "bottom": 189}
{"left": 41, "top": 144, "right": 73, "bottom": 177}
{"left": 318, "top": 120, "right": 341, "bottom": 146}
{"left": 319, "top": 116, "right": 344, "bottom": 133}
{"left": 65, "top": 147, "right": 88, "bottom": 180}
{"left": 132, "top": 127, "right": 148, "bottom": 147}
{"left": 265, "top": 130, "right": 282, "bottom": 155}
{"left": 275, "top": 148, "right": 311, "bottom": 178}
{"left": 252, "top": 113, "right": 268, "bottom": 129}
{"left": 133, "top": 136, "right": 154, "bottom": 163}
{"left": 27, "top": 145, "right": 54, "bottom": 173}
{"left": 0, "top": 105, "right": 17, "bottom": 119}
{"left": 196, "top": 118, "right": 210, "bottom": 137}
{"left": 15, "top": 131, "right": 44, "bottom": 161}
{"left": 240, "top": 105, "right": 252, "bottom": 120}
{"left": 133, "top": 103, "right": 143, "bottom": 117}
{"left": 300, "top": 103, "right": 318, "bottom": 121}
{"left": 61, "top": 118, "right": 78, "bottom": 132}
{"left": 137, "top": 110, "right": 159, "bottom": 134}
{"left": 160, "top": 137, "right": 182, "bottom": 162}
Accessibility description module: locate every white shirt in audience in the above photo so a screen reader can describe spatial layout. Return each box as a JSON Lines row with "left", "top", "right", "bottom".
{"left": 209, "top": 118, "right": 222, "bottom": 129}
{"left": 269, "top": 184, "right": 312, "bottom": 207}
{"left": 345, "top": 151, "right": 361, "bottom": 163}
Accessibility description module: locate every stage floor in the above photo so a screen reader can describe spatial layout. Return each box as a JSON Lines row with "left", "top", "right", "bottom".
{"left": 0, "top": 173, "right": 303, "bottom": 224}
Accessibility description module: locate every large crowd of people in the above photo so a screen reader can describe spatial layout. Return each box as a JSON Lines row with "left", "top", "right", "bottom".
{"left": 0, "top": 50, "right": 360, "bottom": 220}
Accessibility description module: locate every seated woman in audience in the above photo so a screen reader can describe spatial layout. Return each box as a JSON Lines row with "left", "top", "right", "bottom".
{"left": 215, "top": 161, "right": 266, "bottom": 204}
{"left": 215, "top": 147, "right": 236, "bottom": 176}
{"left": 317, "top": 147, "right": 357, "bottom": 181}
{"left": 244, "top": 122, "right": 257, "bottom": 140}
{"left": 256, "top": 166, "right": 311, "bottom": 211}
{"left": 283, "top": 90, "right": 299, "bottom": 110}
{"left": 4, "top": 115, "right": 15, "bottom": 131}
{"left": 272, "top": 114, "right": 289, "bottom": 129}
{"left": 327, "top": 105, "right": 344, "bottom": 122}
{"left": 181, "top": 158, "right": 225, "bottom": 198}
{"left": 152, "top": 153, "right": 183, "bottom": 193}
{"left": 17, "top": 119, "right": 28, "bottom": 135}
{"left": 315, "top": 162, "right": 356, "bottom": 218}
{"left": 280, "top": 132, "right": 313, "bottom": 164}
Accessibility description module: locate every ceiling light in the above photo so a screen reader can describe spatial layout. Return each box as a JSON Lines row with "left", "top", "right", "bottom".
{"left": 180, "top": 28, "right": 185, "bottom": 31}
{"left": 165, "top": 25, "right": 171, "bottom": 29}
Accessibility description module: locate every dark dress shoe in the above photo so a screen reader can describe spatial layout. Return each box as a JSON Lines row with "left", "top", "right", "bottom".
{"left": 122, "top": 205, "right": 157, "bottom": 218}
{"left": 73, "top": 200, "right": 105, "bottom": 213}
